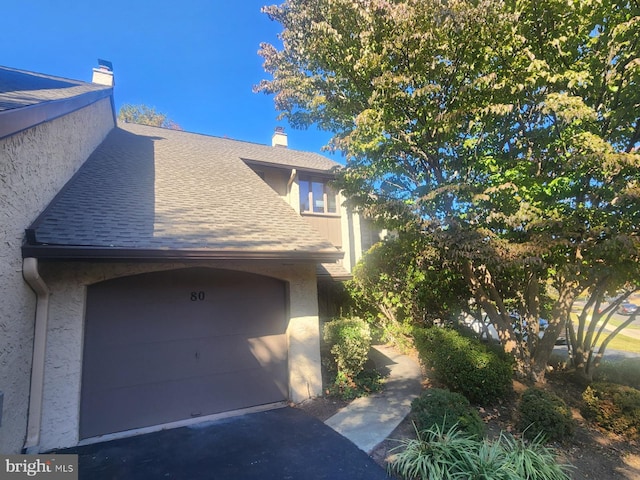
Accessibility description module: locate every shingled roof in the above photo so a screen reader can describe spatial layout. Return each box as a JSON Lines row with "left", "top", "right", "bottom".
{"left": 23, "top": 122, "right": 342, "bottom": 262}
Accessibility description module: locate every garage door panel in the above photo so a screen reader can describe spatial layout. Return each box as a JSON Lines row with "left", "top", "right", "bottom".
{"left": 87, "top": 298, "right": 286, "bottom": 347}
{"left": 81, "top": 268, "right": 289, "bottom": 439}
{"left": 81, "top": 366, "right": 289, "bottom": 439}
{"left": 84, "top": 334, "right": 288, "bottom": 394}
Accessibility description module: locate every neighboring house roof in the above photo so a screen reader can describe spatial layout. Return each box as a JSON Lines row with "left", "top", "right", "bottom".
{"left": 23, "top": 122, "right": 342, "bottom": 262}
{"left": 0, "top": 65, "right": 113, "bottom": 139}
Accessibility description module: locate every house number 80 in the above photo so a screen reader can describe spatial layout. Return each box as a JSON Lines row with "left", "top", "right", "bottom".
{"left": 190, "top": 291, "right": 205, "bottom": 301}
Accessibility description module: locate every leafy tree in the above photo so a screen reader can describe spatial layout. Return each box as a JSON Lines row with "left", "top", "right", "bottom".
{"left": 257, "top": 0, "right": 640, "bottom": 381}
{"left": 118, "top": 104, "right": 182, "bottom": 130}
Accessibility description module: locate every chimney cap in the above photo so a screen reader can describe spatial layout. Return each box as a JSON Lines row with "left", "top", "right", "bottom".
{"left": 97, "top": 59, "right": 113, "bottom": 72}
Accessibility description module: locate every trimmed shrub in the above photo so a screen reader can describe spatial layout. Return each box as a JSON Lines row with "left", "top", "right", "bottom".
{"left": 327, "top": 369, "right": 384, "bottom": 400}
{"left": 595, "top": 358, "right": 640, "bottom": 390}
{"left": 517, "top": 387, "right": 574, "bottom": 442}
{"left": 323, "top": 316, "right": 372, "bottom": 380}
{"left": 413, "top": 326, "right": 513, "bottom": 404}
{"left": 411, "top": 388, "right": 485, "bottom": 438}
{"left": 323, "top": 317, "right": 380, "bottom": 400}
{"left": 581, "top": 382, "right": 640, "bottom": 439}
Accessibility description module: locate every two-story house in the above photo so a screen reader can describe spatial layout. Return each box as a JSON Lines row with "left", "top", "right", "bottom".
{"left": 0, "top": 63, "right": 373, "bottom": 453}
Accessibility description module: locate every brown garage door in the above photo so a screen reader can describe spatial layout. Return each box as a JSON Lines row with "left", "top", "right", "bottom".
{"left": 80, "top": 268, "right": 288, "bottom": 439}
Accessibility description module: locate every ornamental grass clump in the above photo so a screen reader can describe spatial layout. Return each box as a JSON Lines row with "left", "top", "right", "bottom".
{"left": 390, "top": 424, "right": 573, "bottom": 480}
{"left": 390, "top": 423, "right": 478, "bottom": 480}
{"left": 500, "top": 433, "right": 574, "bottom": 480}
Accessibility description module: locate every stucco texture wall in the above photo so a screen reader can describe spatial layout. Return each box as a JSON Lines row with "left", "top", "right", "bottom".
{"left": 0, "top": 98, "right": 114, "bottom": 453}
{"left": 37, "top": 260, "right": 321, "bottom": 451}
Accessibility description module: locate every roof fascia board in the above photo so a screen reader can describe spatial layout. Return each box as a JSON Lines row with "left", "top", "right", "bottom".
{"left": 21, "top": 245, "right": 343, "bottom": 263}
{"left": 241, "top": 157, "right": 339, "bottom": 176}
{"left": 0, "top": 88, "right": 113, "bottom": 141}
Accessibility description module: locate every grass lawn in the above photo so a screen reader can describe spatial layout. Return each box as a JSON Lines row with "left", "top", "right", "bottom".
{"left": 605, "top": 333, "right": 640, "bottom": 353}
{"left": 604, "top": 317, "right": 640, "bottom": 329}
{"left": 568, "top": 313, "right": 640, "bottom": 353}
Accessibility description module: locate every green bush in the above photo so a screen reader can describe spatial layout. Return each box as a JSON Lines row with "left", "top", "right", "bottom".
{"left": 581, "top": 382, "right": 640, "bottom": 439}
{"left": 517, "top": 388, "right": 574, "bottom": 442}
{"left": 413, "top": 326, "right": 513, "bottom": 404}
{"left": 323, "top": 316, "right": 372, "bottom": 380}
{"left": 323, "top": 317, "right": 378, "bottom": 400}
{"left": 327, "top": 369, "right": 384, "bottom": 401}
{"left": 390, "top": 423, "right": 573, "bottom": 480}
{"left": 595, "top": 358, "right": 640, "bottom": 390}
{"left": 411, "top": 388, "right": 485, "bottom": 438}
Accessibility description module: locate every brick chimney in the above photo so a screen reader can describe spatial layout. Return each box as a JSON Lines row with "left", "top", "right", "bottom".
{"left": 272, "top": 126, "right": 288, "bottom": 148}
{"left": 92, "top": 59, "right": 114, "bottom": 86}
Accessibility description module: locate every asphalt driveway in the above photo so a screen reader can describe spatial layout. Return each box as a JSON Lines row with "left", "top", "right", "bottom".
{"left": 55, "top": 407, "right": 391, "bottom": 479}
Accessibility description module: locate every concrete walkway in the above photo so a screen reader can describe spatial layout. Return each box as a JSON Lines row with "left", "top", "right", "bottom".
{"left": 324, "top": 345, "right": 423, "bottom": 453}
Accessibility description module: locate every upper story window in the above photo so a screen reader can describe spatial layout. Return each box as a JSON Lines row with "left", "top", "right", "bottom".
{"left": 299, "top": 175, "right": 337, "bottom": 214}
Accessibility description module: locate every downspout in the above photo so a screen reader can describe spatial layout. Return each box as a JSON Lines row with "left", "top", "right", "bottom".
{"left": 287, "top": 168, "right": 298, "bottom": 211}
{"left": 22, "top": 257, "right": 50, "bottom": 453}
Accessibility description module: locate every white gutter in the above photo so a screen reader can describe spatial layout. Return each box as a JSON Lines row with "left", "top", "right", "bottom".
{"left": 22, "top": 257, "right": 50, "bottom": 453}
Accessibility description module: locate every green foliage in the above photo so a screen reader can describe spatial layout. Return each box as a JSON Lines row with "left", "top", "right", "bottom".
{"left": 390, "top": 423, "right": 572, "bottom": 480}
{"left": 414, "top": 327, "right": 513, "bottom": 404}
{"left": 594, "top": 358, "right": 640, "bottom": 390}
{"left": 347, "top": 232, "right": 471, "bottom": 336}
{"left": 498, "top": 433, "right": 575, "bottom": 480}
{"left": 390, "top": 423, "right": 479, "bottom": 480}
{"left": 118, "top": 104, "right": 182, "bottom": 130}
{"left": 411, "top": 388, "right": 485, "bottom": 439}
{"left": 258, "top": 0, "right": 640, "bottom": 383}
{"left": 581, "top": 382, "right": 640, "bottom": 439}
{"left": 323, "top": 317, "right": 372, "bottom": 381}
{"left": 326, "top": 369, "right": 383, "bottom": 401}
{"left": 517, "top": 388, "right": 574, "bottom": 442}
{"left": 323, "top": 317, "right": 381, "bottom": 400}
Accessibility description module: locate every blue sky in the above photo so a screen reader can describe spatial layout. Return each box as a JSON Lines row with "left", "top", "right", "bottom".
{"left": 2, "top": 0, "right": 337, "bottom": 157}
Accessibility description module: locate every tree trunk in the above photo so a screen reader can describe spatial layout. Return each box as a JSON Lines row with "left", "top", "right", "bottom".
{"left": 461, "top": 260, "right": 529, "bottom": 377}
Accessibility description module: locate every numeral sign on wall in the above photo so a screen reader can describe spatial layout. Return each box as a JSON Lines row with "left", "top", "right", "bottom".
{"left": 190, "top": 291, "right": 205, "bottom": 301}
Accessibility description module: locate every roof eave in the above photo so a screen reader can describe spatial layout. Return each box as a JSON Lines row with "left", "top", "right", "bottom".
{"left": 0, "top": 88, "right": 114, "bottom": 141}
{"left": 241, "top": 158, "right": 341, "bottom": 175}
{"left": 21, "top": 245, "right": 343, "bottom": 263}
{"left": 317, "top": 272, "right": 353, "bottom": 281}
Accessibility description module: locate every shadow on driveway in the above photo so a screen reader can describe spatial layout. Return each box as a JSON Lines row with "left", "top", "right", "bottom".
{"left": 56, "top": 407, "right": 391, "bottom": 479}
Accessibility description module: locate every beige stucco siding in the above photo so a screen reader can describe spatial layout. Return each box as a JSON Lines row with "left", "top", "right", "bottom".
{"left": 36, "top": 260, "right": 321, "bottom": 451}
{"left": 0, "top": 97, "right": 114, "bottom": 453}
